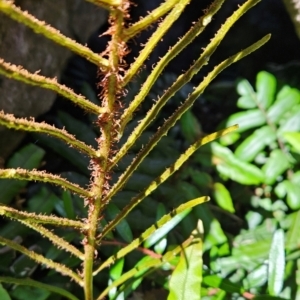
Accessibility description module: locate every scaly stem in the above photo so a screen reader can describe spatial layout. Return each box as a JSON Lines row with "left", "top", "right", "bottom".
{"left": 83, "top": 6, "right": 125, "bottom": 299}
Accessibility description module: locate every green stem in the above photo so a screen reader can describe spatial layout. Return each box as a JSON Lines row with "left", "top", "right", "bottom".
{"left": 83, "top": 6, "right": 125, "bottom": 300}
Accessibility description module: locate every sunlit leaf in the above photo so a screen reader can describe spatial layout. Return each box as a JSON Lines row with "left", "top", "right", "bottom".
{"left": 256, "top": 71, "right": 276, "bottom": 109}
{"left": 237, "top": 79, "right": 256, "bottom": 109}
{"left": 283, "top": 132, "right": 300, "bottom": 153}
{"left": 213, "top": 182, "right": 235, "bottom": 213}
{"left": 212, "top": 142, "right": 264, "bottom": 184}
{"left": 225, "top": 109, "right": 265, "bottom": 132}
{"left": 267, "top": 86, "right": 300, "bottom": 123}
{"left": 168, "top": 221, "right": 203, "bottom": 300}
{"left": 235, "top": 126, "right": 276, "bottom": 162}
{"left": 107, "top": 204, "right": 133, "bottom": 243}
{"left": 286, "top": 210, "right": 300, "bottom": 251}
{"left": 268, "top": 229, "right": 285, "bottom": 296}
{"left": 0, "top": 284, "right": 11, "bottom": 300}
{"left": 262, "top": 149, "right": 290, "bottom": 185}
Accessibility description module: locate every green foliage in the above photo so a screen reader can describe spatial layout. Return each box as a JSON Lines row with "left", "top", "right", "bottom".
{"left": 179, "top": 70, "right": 300, "bottom": 299}
{"left": 0, "top": 0, "right": 271, "bottom": 299}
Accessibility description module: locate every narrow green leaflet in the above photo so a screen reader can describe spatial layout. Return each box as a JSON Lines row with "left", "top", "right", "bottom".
{"left": 262, "top": 149, "right": 290, "bottom": 185}
{"left": 211, "top": 142, "right": 264, "bottom": 184}
{"left": 237, "top": 79, "right": 256, "bottom": 109}
{"left": 213, "top": 182, "right": 235, "bottom": 213}
{"left": 225, "top": 109, "right": 265, "bottom": 132}
{"left": 168, "top": 221, "right": 203, "bottom": 300}
{"left": 202, "top": 274, "right": 244, "bottom": 294}
{"left": 255, "top": 71, "right": 276, "bottom": 109}
{"left": 268, "top": 229, "right": 285, "bottom": 296}
{"left": 267, "top": 86, "right": 300, "bottom": 123}
{"left": 278, "top": 106, "right": 300, "bottom": 134}
{"left": 283, "top": 132, "right": 300, "bottom": 153}
{"left": 286, "top": 210, "right": 300, "bottom": 251}
{"left": 277, "top": 180, "right": 300, "bottom": 210}
{"left": 234, "top": 126, "right": 276, "bottom": 162}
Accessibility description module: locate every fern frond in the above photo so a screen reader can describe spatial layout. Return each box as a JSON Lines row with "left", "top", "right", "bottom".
{"left": 0, "top": 168, "right": 91, "bottom": 198}
{"left": 0, "top": 1, "right": 109, "bottom": 69}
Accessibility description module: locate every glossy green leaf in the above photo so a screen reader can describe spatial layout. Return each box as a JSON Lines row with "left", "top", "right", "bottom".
{"left": 213, "top": 182, "right": 235, "bottom": 213}
{"left": 212, "top": 142, "right": 264, "bottom": 185}
{"left": 262, "top": 149, "right": 290, "bottom": 185}
{"left": 110, "top": 258, "right": 125, "bottom": 281}
{"left": 253, "top": 296, "right": 288, "bottom": 300}
{"left": 0, "top": 284, "right": 11, "bottom": 300}
{"left": 235, "top": 126, "right": 276, "bottom": 162}
{"left": 107, "top": 204, "right": 133, "bottom": 243}
{"left": 267, "top": 86, "right": 300, "bottom": 123}
{"left": 279, "top": 180, "right": 300, "bottom": 210}
{"left": 144, "top": 208, "right": 191, "bottom": 248}
{"left": 256, "top": 71, "right": 276, "bottom": 109}
{"left": 180, "top": 109, "right": 202, "bottom": 143}
{"left": 283, "top": 132, "right": 300, "bottom": 153}
{"left": 278, "top": 105, "right": 300, "bottom": 135}
{"left": 237, "top": 79, "right": 256, "bottom": 109}
{"left": 10, "top": 285, "right": 50, "bottom": 300}
{"left": 153, "top": 204, "right": 168, "bottom": 254}
{"left": 244, "top": 264, "right": 268, "bottom": 289}
{"left": 62, "top": 190, "right": 75, "bottom": 219}
{"left": 268, "top": 229, "right": 285, "bottom": 296}
{"left": 203, "top": 274, "right": 244, "bottom": 293}
{"left": 225, "top": 109, "right": 265, "bottom": 132}
{"left": 168, "top": 221, "right": 203, "bottom": 300}
{"left": 219, "top": 131, "right": 240, "bottom": 146}
{"left": 0, "top": 144, "right": 45, "bottom": 204}
{"left": 286, "top": 210, "right": 300, "bottom": 251}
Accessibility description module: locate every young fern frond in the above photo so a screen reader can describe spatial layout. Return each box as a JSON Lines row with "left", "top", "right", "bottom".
{"left": 122, "top": 0, "right": 179, "bottom": 41}
{"left": 113, "top": 0, "right": 262, "bottom": 164}
{"left": 0, "top": 59, "right": 104, "bottom": 115}
{"left": 0, "top": 111, "right": 98, "bottom": 158}
{"left": 0, "top": 206, "right": 87, "bottom": 229}
{"left": 0, "top": 168, "right": 91, "bottom": 198}
{"left": 0, "top": 0, "right": 269, "bottom": 299}
{"left": 0, "top": 1, "right": 109, "bottom": 69}
{"left": 0, "top": 236, "right": 83, "bottom": 285}
{"left": 118, "top": 0, "right": 225, "bottom": 136}
{"left": 122, "top": 0, "right": 191, "bottom": 86}
{"left": 16, "top": 221, "right": 85, "bottom": 260}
